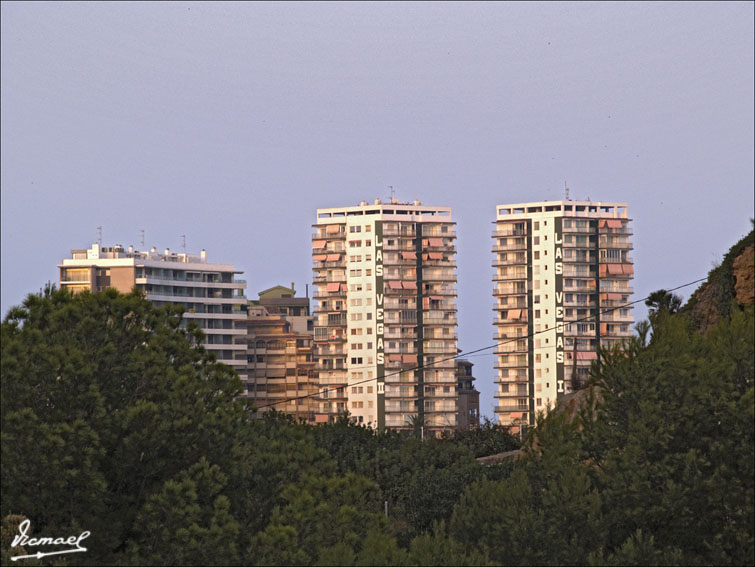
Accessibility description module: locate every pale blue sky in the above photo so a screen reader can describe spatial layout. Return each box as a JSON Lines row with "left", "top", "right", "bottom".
{"left": 2, "top": 1, "right": 753, "bottom": 418}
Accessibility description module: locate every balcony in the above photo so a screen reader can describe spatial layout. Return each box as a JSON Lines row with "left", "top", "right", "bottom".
{"left": 563, "top": 255, "right": 596, "bottom": 264}
{"left": 492, "top": 228, "right": 527, "bottom": 237}
{"left": 494, "top": 300, "right": 527, "bottom": 310}
{"left": 312, "top": 259, "right": 346, "bottom": 269}
{"left": 422, "top": 286, "right": 456, "bottom": 296}
{"left": 383, "top": 255, "right": 418, "bottom": 266}
{"left": 422, "top": 258, "right": 457, "bottom": 269}
{"left": 383, "top": 241, "right": 416, "bottom": 251}
{"left": 492, "top": 257, "right": 527, "bottom": 267}
{"left": 563, "top": 280, "right": 597, "bottom": 292}
{"left": 564, "top": 297, "right": 597, "bottom": 307}
{"left": 562, "top": 224, "right": 594, "bottom": 233}
{"left": 423, "top": 313, "right": 457, "bottom": 325}
{"left": 421, "top": 271, "right": 456, "bottom": 282}
{"left": 600, "top": 283, "right": 633, "bottom": 294}
{"left": 494, "top": 270, "right": 528, "bottom": 281}
{"left": 600, "top": 312, "right": 633, "bottom": 323}
{"left": 493, "top": 284, "right": 527, "bottom": 295}
{"left": 421, "top": 227, "right": 456, "bottom": 238}
{"left": 312, "top": 305, "right": 346, "bottom": 314}
{"left": 323, "top": 314, "right": 347, "bottom": 326}
{"left": 492, "top": 242, "right": 527, "bottom": 252}
{"left": 563, "top": 267, "right": 596, "bottom": 278}
{"left": 495, "top": 405, "right": 530, "bottom": 413}
{"left": 313, "top": 274, "right": 347, "bottom": 283}
{"left": 599, "top": 238, "right": 633, "bottom": 249}
{"left": 382, "top": 226, "right": 416, "bottom": 237}
{"left": 563, "top": 239, "right": 596, "bottom": 249}
{"left": 496, "top": 357, "right": 528, "bottom": 368}
{"left": 598, "top": 226, "right": 633, "bottom": 236}
{"left": 312, "top": 231, "right": 346, "bottom": 240}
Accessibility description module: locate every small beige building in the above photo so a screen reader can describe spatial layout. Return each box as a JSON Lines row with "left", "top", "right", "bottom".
{"left": 240, "top": 285, "right": 318, "bottom": 422}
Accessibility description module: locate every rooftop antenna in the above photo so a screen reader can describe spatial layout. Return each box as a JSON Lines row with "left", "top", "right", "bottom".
{"left": 181, "top": 234, "right": 186, "bottom": 252}
{"left": 140, "top": 229, "right": 145, "bottom": 249}
{"left": 564, "top": 181, "right": 570, "bottom": 201}
{"left": 97, "top": 226, "right": 103, "bottom": 245}
{"left": 388, "top": 185, "right": 395, "bottom": 200}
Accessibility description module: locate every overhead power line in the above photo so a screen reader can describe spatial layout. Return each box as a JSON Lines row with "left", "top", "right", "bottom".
{"left": 253, "top": 276, "right": 707, "bottom": 411}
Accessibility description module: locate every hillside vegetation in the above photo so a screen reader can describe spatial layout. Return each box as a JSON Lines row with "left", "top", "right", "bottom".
{"left": 1, "top": 229, "right": 753, "bottom": 565}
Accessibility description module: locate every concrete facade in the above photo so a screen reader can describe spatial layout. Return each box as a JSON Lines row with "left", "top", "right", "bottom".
{"left": 492, "top": 201, "right": 633, "bottom": 427}
{"left": 312, "top": 199, "right": 459, "bottom": 433}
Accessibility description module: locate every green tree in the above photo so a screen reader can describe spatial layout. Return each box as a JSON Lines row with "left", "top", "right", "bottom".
{"left": 585, "top": 308, "right": 754, "bottom": 565}
{"left": 1, "top": 288, "right": 251, "bottom": 564}
{"left": 450, "top": 411, "right": 605, "bottom": 565}
{"left": 250, "top": 473, "right": 393, "bottom": 565}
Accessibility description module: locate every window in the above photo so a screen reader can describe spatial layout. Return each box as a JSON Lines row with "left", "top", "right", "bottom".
{"left": 350, "top": 226, "right": 362, "bottom": 233}
{"left": 367, "top": 386, "right": 373, "bottom": 393}
{"left": 534, "top": 221, "right": 539, "bottom": 230}
{"left": 365, "top": 240, "right": 372, "bottom": 247}
{"left": 365, "top": 269, "right": 372, "bottom": 276}
{"left": 351, "top": 357, "right": 363, "bottom": 365}
{"left": 534, "top": 251, "right": 540, "bottom": 259}
{"left": 365, "top": 225, "right": 371, "bottom": 232}
{"left": 534, "top": 236, "right": 540, "bottom": 245}
{"left": 349, "top": 240, "right": 362, "bottom": 247}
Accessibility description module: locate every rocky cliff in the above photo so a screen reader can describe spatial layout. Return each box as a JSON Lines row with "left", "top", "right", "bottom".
{"left": 684, "top": 227, "right": 754, "bottom": 332}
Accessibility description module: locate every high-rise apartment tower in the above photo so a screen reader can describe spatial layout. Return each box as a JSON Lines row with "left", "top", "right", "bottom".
{"left": 312, "top": 199, "right": 458, "bottom": 433}
{"left": 492, "top": 200, "right": 633, "bottom": 427}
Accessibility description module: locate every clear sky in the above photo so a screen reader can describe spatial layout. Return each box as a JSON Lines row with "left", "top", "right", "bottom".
{"left": 2, "top": 1, "right": 753, "bottom": 419}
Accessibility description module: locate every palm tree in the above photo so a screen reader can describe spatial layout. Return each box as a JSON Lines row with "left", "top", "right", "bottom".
{"left": 406, "top": 414, "right": 426, "bottom": 439}
{"left": 645, "top": 289, "right": 682, "bottom": 317}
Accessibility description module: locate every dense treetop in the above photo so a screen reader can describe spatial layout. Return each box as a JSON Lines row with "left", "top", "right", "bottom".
{"left": 1, "top": 243, "right": 753, "bottom": 566}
